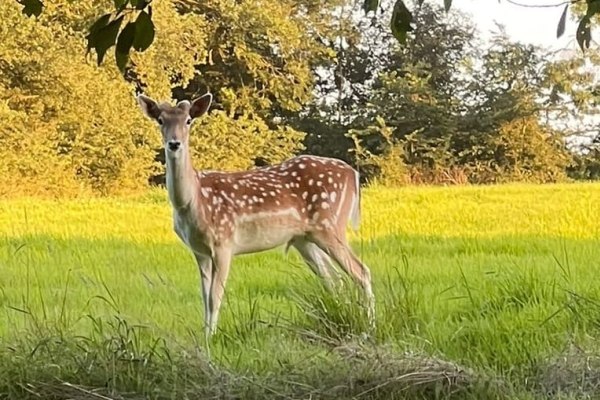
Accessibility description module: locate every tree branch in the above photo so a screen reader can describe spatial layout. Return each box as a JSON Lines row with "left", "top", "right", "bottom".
{"left": 503, "top": 0, "right": 581, "bottom": 8}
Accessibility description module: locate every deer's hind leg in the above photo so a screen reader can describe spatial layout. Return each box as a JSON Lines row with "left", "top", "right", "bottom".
{"left": 308, "top": 230, "right": 375, "bottom": 325}
{"left": 290, "top": 237, "right": 341, "bottom": 289}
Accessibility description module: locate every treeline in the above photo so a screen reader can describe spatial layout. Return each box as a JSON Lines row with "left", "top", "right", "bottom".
{"left": 1, "top": 0, "right": 599, "bottom": 196}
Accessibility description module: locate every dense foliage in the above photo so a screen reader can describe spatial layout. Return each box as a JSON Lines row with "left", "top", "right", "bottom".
{"left": 3, "top": 0, "right": 600, "bottom": 195}
{"left": 288, "top": 2, "right": 600, "bottom": 185}
{"left": 0, "top": 1, "right": 159, "bottom": 195}
{"left": 2, "top": 0, "right": 337, "bottom": 194}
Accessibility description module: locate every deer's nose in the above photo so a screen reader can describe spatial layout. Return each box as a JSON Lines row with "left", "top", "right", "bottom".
{"left": 168, "top": 141, "right": 181, "bottom": 151}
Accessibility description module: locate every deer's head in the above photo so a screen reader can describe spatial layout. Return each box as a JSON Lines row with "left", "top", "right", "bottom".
{"left": 137, "top": 93, "right": 212, "bottom": 159}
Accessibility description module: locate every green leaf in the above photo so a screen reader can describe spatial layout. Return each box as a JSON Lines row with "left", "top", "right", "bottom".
{"left": 91, "top": 16, "right": 124, "bottom": 65}
{"left": 115, "top": 22, "right": 136, "bottom": 73}
{"left": 586, "top": 0, "right": 600, "bottom": 17}
{"left": 135, "top": 0, "right": 150, "bottom": 10}
{"left": 115, "top": 22, "right": 135, "bottom": 74}
{"left": 556, "top": 4, "right": 568, "bottom": 38}
{"left": 86, "top": 13, "right": 112, "bottom": 51}
{"left": 115, "top": 50, "right": 129, "bottom": 74}
{"left": 390, "top": 0, "right": 413, "bottom": 44}
{"left": 116, "top": 22, "right": 136, "bottom": 54}
{"left": 576, "top": 16, "right": 592, "bottom": 51}
{"left": 363, "top": 0, "right": 379, "bottom": 13}
{"left": 113, "top": 0, "right": 130, "bottom": 14}
{"left": 133, "top": 10, "right": 155, "bottom": 52}
{"left": 19, "top": 0, "right": 43, "bottom": 17}
{"left": 444, "top": 0, "right": 452, "bottom": 12}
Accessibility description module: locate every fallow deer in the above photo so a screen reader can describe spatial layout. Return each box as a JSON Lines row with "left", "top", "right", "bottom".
{"left": 136, "top": 93, "right": 374, "bottom": 337}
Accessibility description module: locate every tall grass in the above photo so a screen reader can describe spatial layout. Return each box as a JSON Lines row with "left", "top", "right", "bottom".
{"left": 1, "top": 182, "right": 600, "bottom": 398}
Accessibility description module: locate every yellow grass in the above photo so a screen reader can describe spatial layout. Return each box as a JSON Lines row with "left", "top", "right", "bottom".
{"left": 1, "top": 182, "right": 598, "bottom": 244}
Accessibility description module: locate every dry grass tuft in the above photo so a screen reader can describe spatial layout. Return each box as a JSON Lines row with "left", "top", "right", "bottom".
{"left": 310, "top": 342, "right": 506, "bottom": 399}
{"left": 534, "top": 344, "right": 600, "bottom": 399}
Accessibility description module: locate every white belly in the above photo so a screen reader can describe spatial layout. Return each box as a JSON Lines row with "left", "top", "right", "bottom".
{"left": 232, "top": 208, "right": 303, "bottom": 255}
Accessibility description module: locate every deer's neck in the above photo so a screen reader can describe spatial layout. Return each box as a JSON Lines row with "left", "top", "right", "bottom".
{"left": 165, "top": 150, "right": 198, "bottom": 211}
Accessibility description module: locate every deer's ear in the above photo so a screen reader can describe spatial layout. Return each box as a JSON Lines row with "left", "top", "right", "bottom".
{"left": 189, "top": 93, "right": 212, "bottom": 119}
{"left": 137, "top": 94, "right": 161, "bottom": 120}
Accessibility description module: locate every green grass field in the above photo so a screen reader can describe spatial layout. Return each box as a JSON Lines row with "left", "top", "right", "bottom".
{"left": 1, "top": 182, "right": 600, "bottom": 399}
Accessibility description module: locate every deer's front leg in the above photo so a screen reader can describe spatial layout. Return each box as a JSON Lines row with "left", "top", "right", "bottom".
{"left": 208, "top": 246, "right": 232, "bottom": 336}
{"left": 194, "top": 253, "right": 213, "bottom": 338}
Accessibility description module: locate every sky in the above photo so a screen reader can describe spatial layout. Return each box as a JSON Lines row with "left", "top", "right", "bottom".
{"left": 452, "top": 0, "right": 579, "bottom": 51}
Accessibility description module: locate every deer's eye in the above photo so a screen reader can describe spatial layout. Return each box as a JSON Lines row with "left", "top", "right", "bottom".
{"left": 186, "top": 117, "right": 192, "bottom": 125}
{"left": 157, "top": 117, "right": 164, "bottom": 125}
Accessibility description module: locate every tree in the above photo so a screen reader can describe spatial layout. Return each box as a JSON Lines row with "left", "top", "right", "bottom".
{"left": 7, "top": 0, "right": 600, "bottom": 193}
{"left": 2, "top": 0, "right": 347, "bottom": 195}
{"left": 0, "top": 1, "right": 159, "bottom": 195}
{"left": 299, "top": 2, "right": 476, "bottom": 182}
{"left": 346, "top": 8, "right": 597, "bottom": 184}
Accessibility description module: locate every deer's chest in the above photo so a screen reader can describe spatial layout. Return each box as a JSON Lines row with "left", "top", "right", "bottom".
{"left": 173, "top": 211, "right": 212, "bottom": 256}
